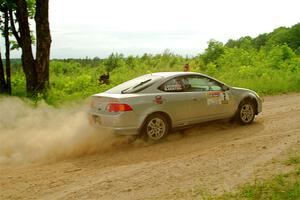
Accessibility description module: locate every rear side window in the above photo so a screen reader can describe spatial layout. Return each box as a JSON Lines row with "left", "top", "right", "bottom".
{"left": 159, "top": 77, "right": 186, "bottom": 92}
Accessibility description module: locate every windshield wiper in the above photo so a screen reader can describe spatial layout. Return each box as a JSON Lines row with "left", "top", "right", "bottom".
{"left": 121, "top": 87, "right": 131, "bottom": 94}
{"left": 121, "top": 79, "right": 151, "bottom": 94}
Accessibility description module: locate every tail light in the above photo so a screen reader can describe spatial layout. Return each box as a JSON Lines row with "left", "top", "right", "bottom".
{"left": 106, "top": 103, "right": 133, "bottom": 112}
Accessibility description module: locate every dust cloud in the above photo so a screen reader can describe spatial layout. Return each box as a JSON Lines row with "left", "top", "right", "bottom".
{"left": 0, "top": 97, "right": 126, "bottom": 164}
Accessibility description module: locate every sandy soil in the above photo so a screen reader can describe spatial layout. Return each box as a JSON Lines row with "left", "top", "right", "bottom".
{"left": 0, "top": 93, "right": 300, "bottom": 200}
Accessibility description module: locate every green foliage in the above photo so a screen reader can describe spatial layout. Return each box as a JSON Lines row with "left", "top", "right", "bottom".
{"left": 266, "top": 24, "right": 300, "bottom": 51}
{"left": 3, "top": 22, "right": 300, "bottom": 105}
{"left": 201, "top": 40, "right": 225, "bottom": 65}
{"left": 26, "top": 0, "right": 36, "bottom": 18}
{"left": 104, "top": 53, "right": 126, "bottom": 72}
{"left": 226, "top": 23, "right": 300, "bottom": 51}
{"left": 253, "top": 33, "right": 268, "bottom": 50}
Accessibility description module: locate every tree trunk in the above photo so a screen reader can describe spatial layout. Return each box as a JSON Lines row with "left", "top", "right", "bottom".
{"left": 15, "top": 0, "right": 51, "bottom": 96}
{"left": 4, "top": 7, "right": 11, "bottom": 94}
{"left": 15, "top": 0, "right": 37, "bottom": 96}
{"left": 0, "top": 51, "right": 6, "bottom": 93}
{"left": 35, "top": 0, "right": 51, "bottom": 92}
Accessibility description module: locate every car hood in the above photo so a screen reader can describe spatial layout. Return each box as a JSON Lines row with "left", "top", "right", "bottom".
{"left": 231, "top": 86, "right": 253, "bottom": 92}
{"left": 231, "top": 87, "right": 260, "bottom": 98}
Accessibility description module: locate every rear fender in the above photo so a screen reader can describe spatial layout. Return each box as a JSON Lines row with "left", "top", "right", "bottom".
{"left": 120, "top": 95, "right": 173, "bottom": 130}
{"left": 138, "top": 109, "right": 173, "bottom": 134}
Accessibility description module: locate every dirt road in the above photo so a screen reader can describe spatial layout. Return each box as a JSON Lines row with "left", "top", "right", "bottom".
{"left": 1, "top": 93, "right": 300, "bottom": 200}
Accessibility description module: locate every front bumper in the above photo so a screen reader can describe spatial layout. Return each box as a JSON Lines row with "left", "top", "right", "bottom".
{"left": 257, "top": 97, "right": 263, "bottom": 114}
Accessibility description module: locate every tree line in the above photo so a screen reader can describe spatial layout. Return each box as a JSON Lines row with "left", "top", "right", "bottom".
{"left": 0, "top": 0, "right": 51, "bottom": 97}
{"left": 200, "top": 23, "right": 300, "bottom": 67}
{"left": 0, "top": 2, "right": 299, "bottom": 101}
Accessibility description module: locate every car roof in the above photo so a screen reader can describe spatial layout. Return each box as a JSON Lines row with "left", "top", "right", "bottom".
{"left": 151, "top": 71, "right": 204, "bottom": 78}
{"left": 149, "top": 71, "right": 227, "bottom": 87}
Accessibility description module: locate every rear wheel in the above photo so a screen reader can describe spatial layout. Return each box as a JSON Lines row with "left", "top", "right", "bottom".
{"left": 237, "top": 100, "right": 256, "bottom": 125}
{"left": 142, "top": 113, "right": 170, "bottom": 141}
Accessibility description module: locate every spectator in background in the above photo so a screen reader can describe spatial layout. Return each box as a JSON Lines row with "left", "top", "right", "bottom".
{"left": 99, "top": 72, "right": 110, "bottom": 85}
{"left": 183, "top": 63, "right": 190, "bottom": 72}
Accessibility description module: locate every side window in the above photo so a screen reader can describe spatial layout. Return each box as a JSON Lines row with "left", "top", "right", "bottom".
{"left": 185, "top": 76, "right": 222, "bottom": 92}
{"left": 159, "top": 76, "right": 222, "bottom": 92}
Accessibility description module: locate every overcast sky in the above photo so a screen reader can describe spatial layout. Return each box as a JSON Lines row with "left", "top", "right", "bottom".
{"left": 8, "top": 0, "right": 300, "bottom": 58}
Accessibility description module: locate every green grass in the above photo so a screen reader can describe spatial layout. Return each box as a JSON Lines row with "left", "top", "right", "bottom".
{"left": 205, "top": 155, "right": 300, "bottom": 200}
{"left": 286, "top": 156, "right": 300, "bottom": 166}
{"left": 214, "top": 172, "right": 300, "bottom": 200}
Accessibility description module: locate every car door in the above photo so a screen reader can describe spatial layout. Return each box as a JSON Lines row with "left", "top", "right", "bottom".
{"left": 182, "top": 75, "right": 234, "bottom": 123}
{"left": 158, "top": 77, "right": 192, "bottom": 127}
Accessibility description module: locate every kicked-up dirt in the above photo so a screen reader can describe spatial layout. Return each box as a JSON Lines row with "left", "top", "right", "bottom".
{"left": 0, "top": 93, "right": 300, "bottom": 200}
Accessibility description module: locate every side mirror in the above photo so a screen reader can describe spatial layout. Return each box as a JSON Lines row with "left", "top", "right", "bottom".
{"left": 222, "top": 85, "right": 230, "bottom": 91}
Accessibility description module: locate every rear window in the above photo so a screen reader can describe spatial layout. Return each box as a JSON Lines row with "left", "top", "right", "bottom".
{"left": 105, "top": 74, "right": 162, "bottom": 94}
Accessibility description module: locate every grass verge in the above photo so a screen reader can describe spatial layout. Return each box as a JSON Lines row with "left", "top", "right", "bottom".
{"left": 207, "top": 154, "right": 300, "bottom": 200}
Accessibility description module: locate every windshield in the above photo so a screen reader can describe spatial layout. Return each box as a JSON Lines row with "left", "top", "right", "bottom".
{"left": 105, "top": 74, "right": 162, "bottom": 94}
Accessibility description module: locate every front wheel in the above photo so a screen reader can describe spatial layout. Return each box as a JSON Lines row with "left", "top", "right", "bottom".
{"left": 142, "top": 114, "right": 170, "bottom": 141}
{"left": 237, "top": 100, "right": 256, "bottom": 125}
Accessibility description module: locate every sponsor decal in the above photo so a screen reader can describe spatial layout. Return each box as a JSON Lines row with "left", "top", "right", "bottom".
{"left": 153, "top": 95, "right": 163, "bottom": 104}
{"left": 207, "top": 91, "right": 230, "bottom": 105}
{"left": 221, "top": 92, "right": 229, "bottom": 104}
{"left": 208, "top": 91, "right": 221, "bottom": 97}
{"left": 164, "top": 84, "right": 182, "bottom": 91}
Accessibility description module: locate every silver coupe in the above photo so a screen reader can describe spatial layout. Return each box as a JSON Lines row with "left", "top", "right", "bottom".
{"left": 89, "top": 72, "right": 262, "bottom": 141}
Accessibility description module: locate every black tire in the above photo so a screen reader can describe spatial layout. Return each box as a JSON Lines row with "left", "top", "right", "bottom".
{"left": 141, "top": 113, "right": 170, "bottom": 141}
{"left": 236, "top": 100, "right": 256, "bottom": 125}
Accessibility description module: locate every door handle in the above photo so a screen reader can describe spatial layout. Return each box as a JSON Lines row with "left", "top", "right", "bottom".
{"left": 192, "top": 97, "right": 198, "bottom": 101}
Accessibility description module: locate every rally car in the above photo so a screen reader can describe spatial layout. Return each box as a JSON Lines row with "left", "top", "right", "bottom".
{"left": 89, "top": 72, "right": 262, "bottom": 141}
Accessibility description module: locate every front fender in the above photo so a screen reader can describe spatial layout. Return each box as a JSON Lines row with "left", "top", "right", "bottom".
{"left": 238, "top": 93, "right": 262, "bottom": 114}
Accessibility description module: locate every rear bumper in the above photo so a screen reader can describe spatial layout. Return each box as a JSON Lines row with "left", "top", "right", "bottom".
{"left": 88, "top": 113, "right": 140, "bottom": 136}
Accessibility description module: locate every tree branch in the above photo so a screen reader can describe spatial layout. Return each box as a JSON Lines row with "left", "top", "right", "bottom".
{"left": 9, "top": 8, "right": 22, "bottom": 47}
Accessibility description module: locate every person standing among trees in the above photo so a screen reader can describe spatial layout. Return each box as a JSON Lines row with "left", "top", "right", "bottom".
{"left": 99, "top": 72, "right": 110, "bottom": 85}
{"left": 183, "top": 63, "right": 190, "bottom": 72}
